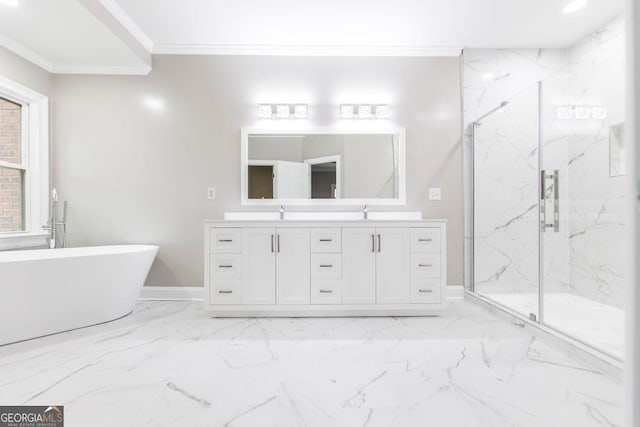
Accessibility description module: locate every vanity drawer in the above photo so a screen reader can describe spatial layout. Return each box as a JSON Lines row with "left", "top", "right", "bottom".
{"left": 210, "top": 280, "right": 242, "bottom": 304}
{"left": 311, "top": 279, "right": 342, "bottom": 304}
{"left": 211, "top": 254, "right": 242, "bottom": 279}
{"left": 311, "top": 254, "right": 341, "bottom": 279}
{"left": 411, "top": 254, "right": 441, "bottom": 278}
{"left": 210, "top": 228, "right": 242, "bottom": 253}
{"left": 410, "top": 228, "right": 441, "bottom": 253}
{"left": 310, "top": 228, "right": 341, "bottom": 253}
{"left": 410, "top": 279, "right": 442, "bottom": 304}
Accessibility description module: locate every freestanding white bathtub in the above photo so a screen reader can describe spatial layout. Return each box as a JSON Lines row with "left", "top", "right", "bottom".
{"left": 0, "top": 245, "right": 158, "bottom": 345}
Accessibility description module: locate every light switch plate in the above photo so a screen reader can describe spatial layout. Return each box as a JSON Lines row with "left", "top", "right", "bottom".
{"left": 207, "top": 188, "right": 216, "bottom": 200}
{"left": 429, "top": 187, "right": 442, "bottom": 201}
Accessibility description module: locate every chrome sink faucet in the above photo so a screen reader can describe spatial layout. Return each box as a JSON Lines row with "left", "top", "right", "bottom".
{"left": 280, "top": 204, "right": 285, "bottom": 220}
{"left": 363, "top": 204, "right": 368, "bottom": 220}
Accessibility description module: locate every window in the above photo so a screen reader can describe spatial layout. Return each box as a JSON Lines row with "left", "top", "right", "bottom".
{"left": 0, "top": 75, "right": 49, "bottom": 249}
{"left": 0, "top": 96, "right": 26, "bottom": 232}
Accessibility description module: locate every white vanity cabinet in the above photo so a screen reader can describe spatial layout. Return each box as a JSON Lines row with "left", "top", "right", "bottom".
{"left": 204, "top": 220, "right": 446, "bottom": 316}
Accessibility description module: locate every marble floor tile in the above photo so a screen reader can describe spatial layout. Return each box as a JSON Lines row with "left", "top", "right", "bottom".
{"left": 0, "top": 300, "right": 622, "bottom": 427}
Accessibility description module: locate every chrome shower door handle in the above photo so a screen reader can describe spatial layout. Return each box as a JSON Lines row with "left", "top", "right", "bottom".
{"left": 540, "top": 169, "right": 560, "bottom": 233}
{"left": 552, "top": 170, "right": 559, "bottom": 233}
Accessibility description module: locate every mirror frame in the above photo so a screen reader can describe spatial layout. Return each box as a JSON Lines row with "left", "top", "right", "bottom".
{"left": 241, "top": 127, "right": 406, "bottom": 206}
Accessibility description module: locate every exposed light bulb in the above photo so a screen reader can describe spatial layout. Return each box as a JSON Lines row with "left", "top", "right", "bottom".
{"left": 358, "top": 105, "right": 372, "bottom": 119}
{"left": 341, "top": 104, "right": 354, "bottom": 119}
{"left": 375, "top": 105, "right": 389, "bottom": 119}
{"left": 276, "top": 104, "right": 290, "bottom": 118}
{"left": 258, "top": 104, "right": 273, "bottom": 118}
{"left": 294, "top": 104, "right": 307, "bottom": 118}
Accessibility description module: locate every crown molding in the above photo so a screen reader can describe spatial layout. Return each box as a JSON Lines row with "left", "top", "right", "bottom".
{"left": 99, "top": 0, "right": 154, "bottom": 52}
{"left": 153, "top": 43, "right": 463, "bottom": 57}
{"left": 51, "top": 64, "right": 151, "bottom": 75}
{"left": 0, "top": 35, "right": 54, "bottom": 72}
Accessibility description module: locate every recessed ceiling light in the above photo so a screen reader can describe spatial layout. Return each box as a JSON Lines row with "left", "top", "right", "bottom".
{"left": 0, "top": 0, "right": 19, "bottom": 7}
{"left": 563, "top": 0, "right": 586, "bottom": 14}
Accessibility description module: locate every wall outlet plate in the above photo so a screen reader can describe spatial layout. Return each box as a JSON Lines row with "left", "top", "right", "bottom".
{"left": 429, "top": 187, "right": 441, "bottom": 201}
{"left": 207, "top": 187, "right": 216, "bottom": 200}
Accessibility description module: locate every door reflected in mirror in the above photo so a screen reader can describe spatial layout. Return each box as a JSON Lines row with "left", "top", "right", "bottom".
{"left": 245, "top": 132, "right": 403, "bottom": 203}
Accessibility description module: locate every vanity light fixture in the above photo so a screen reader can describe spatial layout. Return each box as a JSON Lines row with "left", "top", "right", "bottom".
{"left": 258, "top": 104, "right": 308, "bottom": 119}
{"left": 341, "top": 104, "right": 389, "bottom": 119}
{"left": 258, "top": 104, "right": 273, "bottom": 118}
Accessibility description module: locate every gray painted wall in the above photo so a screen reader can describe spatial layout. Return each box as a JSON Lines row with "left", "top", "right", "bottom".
{"left": 0, "top": 48, "right": 53, "bottom": 97}
{"left": 45, "top": 55, "right": 463, "bottom": 287}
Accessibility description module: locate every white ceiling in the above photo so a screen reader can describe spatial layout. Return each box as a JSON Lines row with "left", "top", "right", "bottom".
{"left": 118, "top": 0, "right": 624, "bottom": 52}
{"left": 0, "top": 0, "right": 625, "bottom": 74}
{"left": 0, "top": 0, "right": 150, "bottom": 74}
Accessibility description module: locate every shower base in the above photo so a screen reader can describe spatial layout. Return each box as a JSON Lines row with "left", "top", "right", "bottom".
{"left": 481, "top": 292, "right": 624, "bottom": 359}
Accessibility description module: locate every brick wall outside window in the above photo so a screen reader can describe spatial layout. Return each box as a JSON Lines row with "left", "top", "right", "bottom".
{"left": 0, "top": 96, "right": 24, "bottom": 232}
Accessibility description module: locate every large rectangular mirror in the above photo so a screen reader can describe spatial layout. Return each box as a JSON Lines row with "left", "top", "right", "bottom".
{"left": 241, "top": 128, "right": 406, "bottom": 205}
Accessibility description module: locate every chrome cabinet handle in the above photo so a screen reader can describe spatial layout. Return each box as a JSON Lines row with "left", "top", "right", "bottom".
{"left": 218, "top": 290, "right": 233, "bottom": 294}
{"left": 319, "top": 289, "right": 333, "bottom": 293}
{"left": 418, "top": 238, "right": 433, "bottom": 242}
{"left": 319, "top": 238, "right": 333, "bottom": 242}
{"left": 271, "top": 234, "right": 274, "bottom": 253}
{"left": 418, "top": 289, "right": 433, "bottom": 293}
{"left": 418, "top": 263, "right": 433, "bottom": 268}
{"left": 277, "top": 234, "right": 280, "bottom": 253}
{"left": 377, "top": 234, "right": 381, "bottom": 252}
{"left": 371, "top": 234, "right": 375, "bottom": 252}
{"left": 218, "top": 265, "right": 233, "bottom": 268}
{"left": 218, "top": 239, "right": 233, "bottom": 242}
{"left": 319, "top": 264, "right": 333, "bottom": 268}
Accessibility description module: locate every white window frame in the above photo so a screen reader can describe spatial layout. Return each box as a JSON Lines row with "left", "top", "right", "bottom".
{"left": 0, "top": 75, "right": 49, "bottom": 250}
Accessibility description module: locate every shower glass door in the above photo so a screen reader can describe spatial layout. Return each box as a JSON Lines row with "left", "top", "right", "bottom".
{"left": 540, "top": 67, "right": 626, "bottom": 359}
{"left": 472, "top": 83, "right": 540, "bottom": 321}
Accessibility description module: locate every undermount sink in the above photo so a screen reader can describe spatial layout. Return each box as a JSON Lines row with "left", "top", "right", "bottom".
{"left": 223, "top": 211, "right": 422, "bottom": 221}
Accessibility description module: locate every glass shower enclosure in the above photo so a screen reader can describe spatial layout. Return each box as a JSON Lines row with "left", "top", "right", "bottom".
{"left": 470, "top": 69, "right": 626, "bottom": 360}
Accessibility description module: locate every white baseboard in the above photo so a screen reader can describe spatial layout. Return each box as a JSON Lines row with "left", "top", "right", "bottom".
{"left": 139, "top": 286, "right": 204, "bottom": 301}
{"left": 446, "top": 285, "right": 464, "bottom": 299}
{"left": 139, "top": 285, "right": 465, "bottom": 302}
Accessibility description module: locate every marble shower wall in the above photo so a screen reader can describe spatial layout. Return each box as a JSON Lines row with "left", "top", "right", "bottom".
{"left": 464, "top": 16, "right": 626, "bottom": 309}
{"left": 563, "top": 17, "right": 626, "bottom": 308}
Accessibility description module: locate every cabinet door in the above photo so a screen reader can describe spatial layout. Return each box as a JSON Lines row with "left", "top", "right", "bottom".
{"left": 376, "top": 228, "right": 411, "bottom": 304}
{"left": 276, "top": 228, "right": 311, "bottom": 304}
{"left": 342, "top": 227, "right": 376, "bottom": 304}
{"left": 242, "top": 228, "right": 276, "bottom": 304}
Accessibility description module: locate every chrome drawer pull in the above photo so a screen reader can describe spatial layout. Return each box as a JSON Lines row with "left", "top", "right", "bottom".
{"left": 319, "top": 289, "right": 333, "bottom": 293}
{"left": 319, "top": 238, "right": 333, "bottom": 242}
{"left": 319, "top": 264, "right": 333, "bottom": 268}
{"left": 218, "top": 265, "right": 233, "bottom": 268}
{"left": 218, "top": 290, "right": 233, "bottom": 294}
{"left": 419, "top": 263, "right": 433, "bottom": 268}
{"left": 218, "top": 239, "right": 233, "bottom": 242}
{"left": 418, "top": 289, "right": 433, "bottom": 293}
{"left": 418, "top": 238, "right": 433, "bottom": 242}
